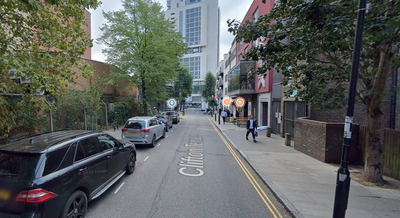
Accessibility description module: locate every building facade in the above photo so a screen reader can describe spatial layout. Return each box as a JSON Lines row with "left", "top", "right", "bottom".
{"left": 227, "top": 0, "right": 275, "bottom": 127}
{"left": 165, "top": 0, "right": 219, "bottom": 104}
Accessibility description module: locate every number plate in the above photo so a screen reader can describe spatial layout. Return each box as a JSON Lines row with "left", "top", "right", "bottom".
{"left": 129, "top": 131, "right": 138, "bottom": 135}
{"left": 0, "top": 189, "right": 10, "bottom": 200}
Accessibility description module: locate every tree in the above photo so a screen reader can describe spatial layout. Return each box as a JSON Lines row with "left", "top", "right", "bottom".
{"left": 202, "top": 72, "right": 216, "bottom": 106}
{"left": 0, "top": 0, "right": 99, "bottom": 139}
{"left": 229, "top": 0, "right": 400, "bottom": 184}
{"left": 97, "top": 0, "right": 187, "bottom": 116}
{"left": 174, "top": 67, "right": 193, "bottom": 110}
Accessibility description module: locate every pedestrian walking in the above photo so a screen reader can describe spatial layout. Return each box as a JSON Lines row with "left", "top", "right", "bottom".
{"left": 221, "top": 110, "right": 227, "bottom": 124}
{"left": 246, "top": 115, "right": 258, "bottom": 142}
{"left": 226, "top": 109, "right": 230, "bottom": 122}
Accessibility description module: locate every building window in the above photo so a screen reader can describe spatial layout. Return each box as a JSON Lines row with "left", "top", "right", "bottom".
{"left": 239, "top": 40, "right": 242, "bottom": 50}
{"left": 177, "top": 3, "right": 179, "bottom": 7}
{"left": 253, "top": 7, "right": 259, "bottom": 22}
{"left": 185, "top": 7, "right": 201, "bottom": 46}
{"left": 167, "top": 0, "right": 171, "bottom": 10}
{"left": 186, "top": 0, "right": 202, "bottom": 5}
{"left": 180, "top": 56, "right": 201, "bottom": 79}
{"left": 171, "top": 13, "right": 175, "bottom": 15}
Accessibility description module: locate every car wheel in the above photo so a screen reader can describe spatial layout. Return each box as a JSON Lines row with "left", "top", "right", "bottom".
{"left": 61, "top": 190, "right": 87, "bottom": 218}
{"left": 126, "top": 152, "right": 136, "bottom": 175}
{"left": 150, "top": 135, "right": 156, "bottom": 147}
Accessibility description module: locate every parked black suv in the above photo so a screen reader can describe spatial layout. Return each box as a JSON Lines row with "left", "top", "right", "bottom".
{"left": 0, "top": 130, "right": 136, "bottom": 218}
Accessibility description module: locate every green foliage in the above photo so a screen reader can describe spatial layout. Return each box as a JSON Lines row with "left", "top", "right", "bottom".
{"left": 0, "top": 0, "right": 99, "bottom": 139}
{"left": 174, "top": 67, "right": 193, "bottom": 108}
{"left": 229, "top": 0, "right": 400, "bottom": 110}
{"left": 202, "top": 72, "right": 216, "bottom": 105}
{"left": 0, "top": 0, "right": 99, "bottom": 97}
{"left": 97, "top": 0, "right": 187, "bottom": 115}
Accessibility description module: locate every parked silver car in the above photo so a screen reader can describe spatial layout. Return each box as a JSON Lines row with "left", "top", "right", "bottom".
{"left": 121, "top": 116, "right": 165, "bottom": 147}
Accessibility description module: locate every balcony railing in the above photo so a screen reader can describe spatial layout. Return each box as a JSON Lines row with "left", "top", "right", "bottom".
{"left": 227, "top": 61, "right": 256, "bottom": 95}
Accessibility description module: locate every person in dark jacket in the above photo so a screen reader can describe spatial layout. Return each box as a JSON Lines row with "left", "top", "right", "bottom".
{"left": 246, "top": 115, "right": 257, "bottom": 143}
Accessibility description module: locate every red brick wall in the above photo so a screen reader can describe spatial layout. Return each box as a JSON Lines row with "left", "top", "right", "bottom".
{"left": 68, "top": 58, "right": 138, "bottom": 98}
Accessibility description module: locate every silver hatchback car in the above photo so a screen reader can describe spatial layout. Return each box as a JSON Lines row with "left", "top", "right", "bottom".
{"left": 121, "top": 116, "right": 165, "bottom": 147}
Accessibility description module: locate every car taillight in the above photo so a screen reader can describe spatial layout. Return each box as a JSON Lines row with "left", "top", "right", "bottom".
{"left": 165, "top": 119, "right": 167, "bottom": 122}
{"left": 174, "top": 115, "right": 177, "bottom": 117}
{"left": 16, "top": 189, "right": 57, "bottom": 203}
{"left": 122, "top": 128, "right": 127, "bottom": 132}
{"left": 140, "top": 129, "right": 150, "bottom": 132}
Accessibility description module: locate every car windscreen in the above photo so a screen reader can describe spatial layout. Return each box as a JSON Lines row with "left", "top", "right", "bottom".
{"left": 0, "top": 151, "right": 41, "bottom": 180}
{"left": 124, "top": 121, "right": 145, "bottom": 129}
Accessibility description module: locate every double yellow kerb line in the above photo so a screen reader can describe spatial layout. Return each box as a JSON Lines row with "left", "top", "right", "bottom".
{"left": 208, "top": 117, "right": 283, "bottom": 218}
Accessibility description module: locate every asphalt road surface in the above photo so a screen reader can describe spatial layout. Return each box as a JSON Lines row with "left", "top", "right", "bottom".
{"left": 86, "top": 108, "right": 291, "bottom": 218}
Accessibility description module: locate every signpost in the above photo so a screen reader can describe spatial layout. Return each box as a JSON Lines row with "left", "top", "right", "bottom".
{"left": 167, "top": 98, "right": 177, "bottom": 109}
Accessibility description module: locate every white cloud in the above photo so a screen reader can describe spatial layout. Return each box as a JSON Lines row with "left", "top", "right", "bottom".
{"left": 89, "top": 0, "right": 253, "bottom": 62}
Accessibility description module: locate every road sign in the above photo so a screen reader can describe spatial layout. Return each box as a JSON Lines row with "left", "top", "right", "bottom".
{"left": 223, "top": 97, "right": 231, "bottom": 106}
{"left": 167, "top": 98, "right": 177, "bottom": 109}
{"left": 235, "top": 97, "right": 246, "bottom": 108}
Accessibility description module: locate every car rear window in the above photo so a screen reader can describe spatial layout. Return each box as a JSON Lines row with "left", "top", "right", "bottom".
{"left": 0, "top": 151, "right": 40, "bottom": 180}
{"left": 124, "top": 121, "right": 145, "bottom": 129}
{"left": 166, "top": 112, "right": 175, "bottom": 116}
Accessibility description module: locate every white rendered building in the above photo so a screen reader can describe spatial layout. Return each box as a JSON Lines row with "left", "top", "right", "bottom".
{"left": 165, "top": 0, "right": 219, "bottom": 104}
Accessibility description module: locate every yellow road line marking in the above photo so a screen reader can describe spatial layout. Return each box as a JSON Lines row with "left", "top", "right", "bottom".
{"left": 208, "top": 117, "right": 283, "bottom": 218}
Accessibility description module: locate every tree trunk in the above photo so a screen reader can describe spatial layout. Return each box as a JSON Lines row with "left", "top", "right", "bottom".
{"left": 362, "top": 47, "right": 392, "bottom": 185}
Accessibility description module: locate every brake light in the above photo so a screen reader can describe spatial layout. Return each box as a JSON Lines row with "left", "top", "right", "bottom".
{"left": 140, "top": 129, "right": 150, "bottom": 132}
{"left": 16, "top": 189, "right": 57, "bottom": 203}
{"left": 174, "top": 115, "right": 177, "bottom": 117}
{"left": 122, "top": 128, "right": 127, "bottom": 132}
{"left": 165, "top": 119, "right": 167, "bottom": 122}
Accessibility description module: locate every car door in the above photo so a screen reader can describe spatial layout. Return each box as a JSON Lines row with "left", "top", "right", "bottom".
{"left": 73, "top": 136, "right": 108, "bottom": 198}
{"left": 97, "top": 134, "right": 126, "bottom": 180}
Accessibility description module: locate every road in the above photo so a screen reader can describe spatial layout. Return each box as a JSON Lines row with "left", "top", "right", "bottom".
{"left": 86, "top": 108, "right": 291, "bottom": 218}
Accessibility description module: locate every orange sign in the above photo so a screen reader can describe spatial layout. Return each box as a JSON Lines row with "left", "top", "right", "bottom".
{"left": 223, "top": 97, "right": 231, "bottom": 106}
{"left": 235, "top": 97, "right": 245, "bottom": 107}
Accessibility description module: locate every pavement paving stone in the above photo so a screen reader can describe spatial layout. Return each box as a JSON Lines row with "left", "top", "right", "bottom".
{"left": 208, "top": 116, "right": 400, "bottom": 218}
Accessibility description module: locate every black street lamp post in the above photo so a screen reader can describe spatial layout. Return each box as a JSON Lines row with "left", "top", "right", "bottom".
{"left": 333, "top": 0, "right": 366, "bottom": 217}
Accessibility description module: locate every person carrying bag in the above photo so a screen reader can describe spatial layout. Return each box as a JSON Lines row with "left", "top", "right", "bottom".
{"left": 246, "top": 115, "right": 257, "bottom": 143}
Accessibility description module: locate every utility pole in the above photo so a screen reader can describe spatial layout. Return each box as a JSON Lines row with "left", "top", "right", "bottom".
{"left": 333, "top": 0, "right": 366, "bottom": 217}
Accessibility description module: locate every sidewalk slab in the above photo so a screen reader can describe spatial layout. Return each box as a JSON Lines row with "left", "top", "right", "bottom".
{"left": 209, "top": 117, "right": 400, "bottom": 218}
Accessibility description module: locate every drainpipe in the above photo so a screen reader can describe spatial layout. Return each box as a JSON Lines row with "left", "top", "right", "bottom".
{"left": 45, "top": 100, "right": 53, "bottom": 131}
{"left": 102, "top": 101, "right": 108, "bottom": 130}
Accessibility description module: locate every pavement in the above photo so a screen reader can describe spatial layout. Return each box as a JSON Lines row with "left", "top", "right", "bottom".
{"left": 208, "top": 116, "right": 400, "bottom": 218}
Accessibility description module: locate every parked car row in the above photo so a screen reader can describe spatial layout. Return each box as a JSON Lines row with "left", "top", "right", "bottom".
{"left": 0, "top": 113, "right": 185, "bottom": 217}
{"left": 0, "top": 130, "right": 136, "bottom": 218}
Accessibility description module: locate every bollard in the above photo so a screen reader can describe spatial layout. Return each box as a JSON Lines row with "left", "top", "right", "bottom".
{"left": 285, "top": 133, "right": 291, "bottom": 146}
{"left": 215, "top": 112, "right": 217, "bottom": 121}
{"left": 266, "top": 127, "right": 271, "bottom": 137}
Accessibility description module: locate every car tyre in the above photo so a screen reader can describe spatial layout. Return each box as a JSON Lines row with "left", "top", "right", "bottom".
{"left": 150, "top": 135, "right": 156, "bottom": 147}
{"left": 126, "top": 152, "right": 136, "bottom": 175}
{"left": 61, "top": 190, "right": 87, "bottom": 218}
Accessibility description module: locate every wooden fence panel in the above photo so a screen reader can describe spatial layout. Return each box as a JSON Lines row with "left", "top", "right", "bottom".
{"left": 359, "top": 127, "right": 400, "bottom": 181}
{"left": 383, "top": 128, "right": 400, "bottom": 180}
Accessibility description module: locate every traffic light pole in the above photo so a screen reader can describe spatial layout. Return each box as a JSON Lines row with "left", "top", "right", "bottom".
{"left": 333, "top": 0, "right": 366, "bottom": 217}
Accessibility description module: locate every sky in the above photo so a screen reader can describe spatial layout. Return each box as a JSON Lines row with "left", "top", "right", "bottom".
{"left": 88, "top": 0, "right": 253, "bottom": 63}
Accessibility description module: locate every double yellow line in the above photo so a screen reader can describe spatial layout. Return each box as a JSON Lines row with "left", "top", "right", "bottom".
{"left": 208, "top": 117, "right": 283, "bottom": 218}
